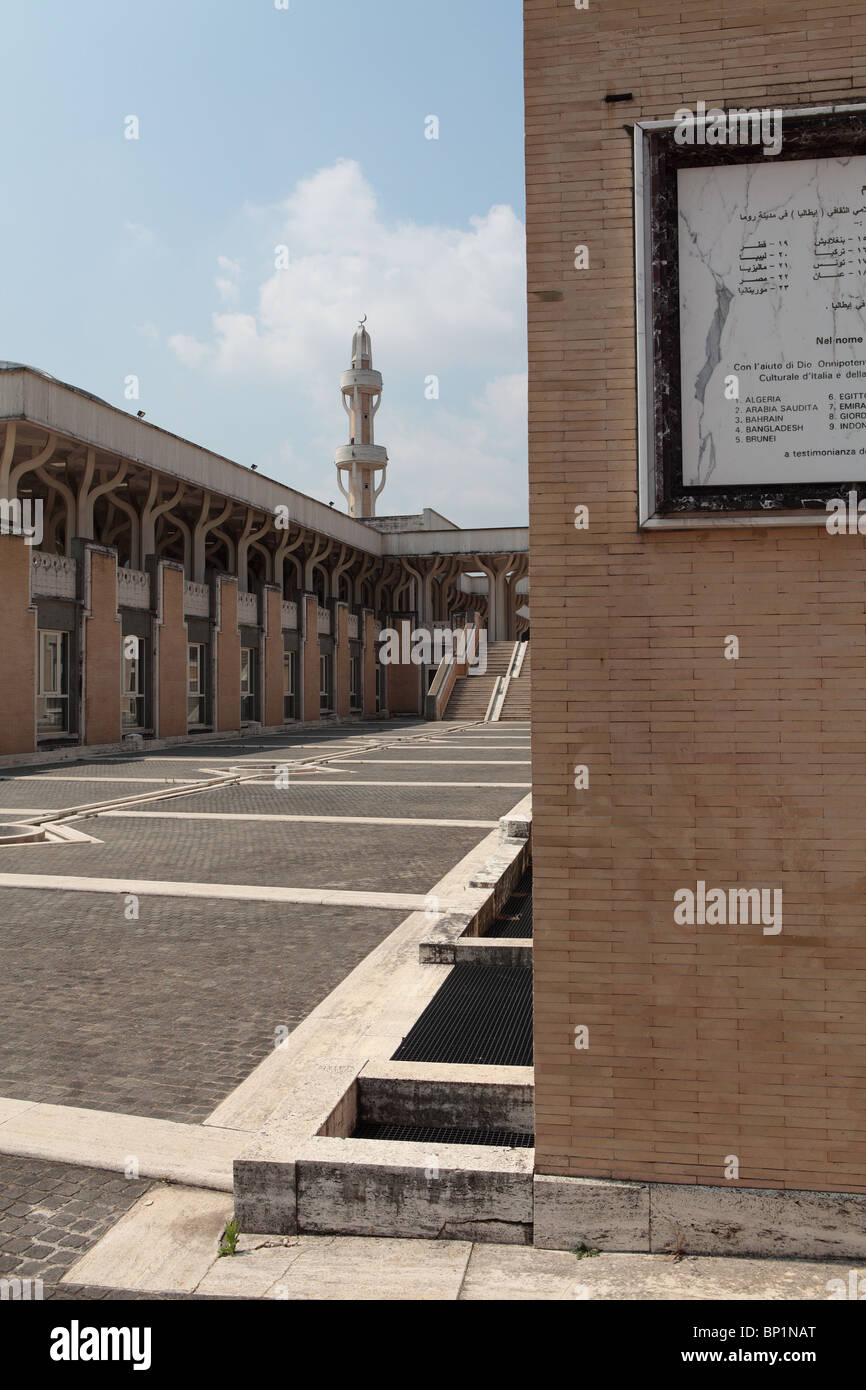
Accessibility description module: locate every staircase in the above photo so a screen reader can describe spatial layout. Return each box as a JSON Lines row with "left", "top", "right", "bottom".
{"left": 443, "top": 642, "right": 515, "bottom": 721}
{"left": 498, "top": 645, "right": 531, "bottom": 720}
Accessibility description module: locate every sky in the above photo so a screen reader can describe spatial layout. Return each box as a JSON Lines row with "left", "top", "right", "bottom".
{"left": 0, "top": 0, "right": 527, "bottom": 527}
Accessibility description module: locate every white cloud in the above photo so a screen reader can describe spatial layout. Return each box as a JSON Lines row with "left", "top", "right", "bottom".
{"left": 168, "top": 333, "right": 212, "bottom": 367}
{"left": 215, "top": 255, "right": 241, "bottom": 304}
{"left": 124, "top": 220, "right": 155, "bottom": 245}
{"left": 215, "top": 277, "right": 240, "bottom": 304}
{"left": 171, "top": 159, "right": 526, "bottom": 384}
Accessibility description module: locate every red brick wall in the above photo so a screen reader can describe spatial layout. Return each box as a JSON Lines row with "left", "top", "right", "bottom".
{"left": 263, "top": 587, "right": 284, "bottom": 727}
{"left": 0, "top": 537, "right": 36, "bottom": 755}
{"left": 217, "top": 577, "right": 240, "bottom": 732}
{"left": 302, "top": 595, "right": 320, "bottom": 722}
{"left": 84, "top": 548, "right": 121, "bottom": 747}
{"left": 335, "top": 603, "right": 351, "bottom": 718}
{"left": 363, "top": 610, "right": 377, "bottom": 718}
{"left": 157, "top": 564, "right": 187, "bottom": 739}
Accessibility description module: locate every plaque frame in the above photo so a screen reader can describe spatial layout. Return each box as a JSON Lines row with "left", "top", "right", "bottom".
{"left": 634, "top": 104, "right": 866, "bottom": 528}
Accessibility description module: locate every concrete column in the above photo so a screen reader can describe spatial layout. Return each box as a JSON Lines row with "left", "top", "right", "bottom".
{"left": 216, "top": 575, "right": 241, "bottom": 731}
{"left": 153, "top": 560, "right": 187, "bottom": 739}
{"left": 78, "top": 543, "right": 122, "bottom": 748}
{"left": 492, "top": 564, "right": 510, "bottom": 642}
{"left": 0, "top": 535, "right": 36, "bottom": 755}
{"left": 262, "top": 585, "right": 284, "bottom": 727}
{"left": 301, "top": 593, "right": 320, "bottom": 722}
{"left": 362, "top": 609, "right": 377, "bottom": 718}
{"left": 335, "top": 601, "right": 351, "bottom": 717}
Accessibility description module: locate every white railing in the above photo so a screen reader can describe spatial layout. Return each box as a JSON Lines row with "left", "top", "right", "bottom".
{"left": 317, "top": 605, "right": 331, "bottom": 635}
{"left": 348, "top": 613, "right": 359, "bottom": 640}
{"left": 117, "top": 568, "right": 150, "bottom": 610}
{"left": 238, "top": 591, "right": 258, "bottom": 626}
{"left": 281, "top": 600, "right": 298, "bottom": 631}
{"left": 183, "top": 581, "right": 210, "bottom": 617}
{"left": 31, "top": 552, "right": 76, "bottom": 600}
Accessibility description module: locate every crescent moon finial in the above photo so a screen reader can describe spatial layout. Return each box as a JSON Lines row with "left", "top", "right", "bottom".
{"left": 359, "top": 314, "right": 367, "bottom": 325}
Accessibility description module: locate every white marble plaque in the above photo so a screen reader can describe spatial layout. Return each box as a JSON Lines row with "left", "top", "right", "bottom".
{"left": 678, "top": 156, "right": 866, "bottom": 486}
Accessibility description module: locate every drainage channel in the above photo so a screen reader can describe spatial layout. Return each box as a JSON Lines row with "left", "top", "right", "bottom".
{"left": 350, "top": 867, "right": 534, "bottom": 1152}
{"left": 483, "top": 865, "right": 532, "bottom": 938}
{"left": 354, "top": 1123, "right": 533, "bottom": 1147}
{"left": 391, "top": 963, "right": 533, "bottom": 1067}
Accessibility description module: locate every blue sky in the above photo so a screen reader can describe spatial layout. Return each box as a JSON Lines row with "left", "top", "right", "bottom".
{"left": 0, "top": 0, "right": 527, "bottom": 525}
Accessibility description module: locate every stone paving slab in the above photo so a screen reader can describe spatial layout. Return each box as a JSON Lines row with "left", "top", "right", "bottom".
{"left": 0, "top": 818, "right": 491, "bottom": 891}
{"left": 0, "top": 891, "right": 407, "bottom": 1122}
{"left": 0, "top": 1103, "right": 244, "bottom": 1190}
{"left": 58, "top": 1183, "right": 866, "bottom": 1302}
{"left": 63, "top": 1184, "right": 232, "bottom": 1294}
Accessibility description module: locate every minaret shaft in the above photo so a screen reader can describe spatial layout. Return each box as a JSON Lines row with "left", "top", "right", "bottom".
{"left": 335, "top": 321, "right": 388, "bottom": 519}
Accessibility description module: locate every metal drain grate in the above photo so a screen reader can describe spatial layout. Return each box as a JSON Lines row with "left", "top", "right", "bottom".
{"left": 354, "top": 1122, "right": 533, "bottom": 1148}
{"left": 392, "top": 963, "right": 533, "bottom": 1066}
{"left": 483, "top": 866, "right": 532, "bottom": 938}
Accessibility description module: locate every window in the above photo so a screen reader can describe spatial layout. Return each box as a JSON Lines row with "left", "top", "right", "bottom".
{"left": 188, "top": 644, "right": 207, "bottom": 725}
{"left": 319, "top": 653, "right": 332, "bottom": 713}
{"left": 241, "top": 647, "right": 258, "bottom": 722}
{"left": 350, "top": 654, "right": 361, "bottom": 711}
{"left": 283, "top": 650, "right": 296, "bottom": 721}
{"left": 122, "top": 635, "right": 145, "bottom": 730}
{"left": 38, "top": 630, "right": 69, "bottom": 735}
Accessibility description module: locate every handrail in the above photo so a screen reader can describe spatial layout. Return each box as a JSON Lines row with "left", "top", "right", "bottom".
{"left": 488, "top": 641, "right": 522, "bottom": 722}
{"left": 485, "top": 676, "right": 505, "bottom": 722}
{"left": 425, "top": 652, "right": 457, "bottom": 719}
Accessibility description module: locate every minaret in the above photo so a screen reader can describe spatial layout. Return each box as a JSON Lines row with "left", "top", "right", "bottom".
{"left": 335, "top": 318, "right": 388, "bottom": 518}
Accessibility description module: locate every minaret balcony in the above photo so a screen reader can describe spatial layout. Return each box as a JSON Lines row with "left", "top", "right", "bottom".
{"left": 340, "top": 368, "right": 383, "bottom": 392}
{"left": 335, "top": 444, "right": 388, "bottom": 466}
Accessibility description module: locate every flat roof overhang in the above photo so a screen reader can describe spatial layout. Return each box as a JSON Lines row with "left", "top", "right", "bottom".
{"left": 0, "top": 365, "right": 383, "bottom": 555}
{"left": 0, "top": 365, "right": 528, "bottom": 560}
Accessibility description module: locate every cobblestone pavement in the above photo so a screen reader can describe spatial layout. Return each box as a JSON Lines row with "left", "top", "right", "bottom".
{"left": 0, "top": 817, "right": 493, "bottom": 889}
{"left": 0, "top": 1154, "right": 151, "bottom": 1298}
{"left": 0, "top": 720, "right": 530, "bottom": 1298}
{"left": 0, "top": 725, "right": 528, "bottom": 1124}
{"left": 0, "top": 893, "right": 408, "bottom": 1121}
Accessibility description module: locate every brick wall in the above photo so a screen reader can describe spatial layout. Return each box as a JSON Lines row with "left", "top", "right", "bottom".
{"left": 526, "top": 0, "right": 866, "bottom": 1192}
{"left": 156, "top": 563, "right": 187, "bottom": 739}
{"left": 216, "top": 577, "right": 241, "bottom": 732}
{"left": 0, "top": 537, "right": 36, "bottom": 755}
{"left": 263, "top": 586, "right": 284, "bottom": 727}
{"left": 335, "top": 603, "right": 351, "bottom": 718}
{"left": 301, "top": 595, "right": 320, "bottom": 722}
{"left": 83, "top": 547, "right": 121, "bottom": 748}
